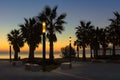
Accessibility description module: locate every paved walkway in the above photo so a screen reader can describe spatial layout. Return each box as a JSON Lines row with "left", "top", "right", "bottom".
{"left": 53, "top": 62, "right": 120, "bottom": 80}
{"left": 0, "top": 61, "right": 120, "bottom": 80}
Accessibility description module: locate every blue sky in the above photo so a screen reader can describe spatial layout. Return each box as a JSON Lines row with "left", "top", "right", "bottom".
{"left": 0, "top": 0, "right": 120, "bottom": 52}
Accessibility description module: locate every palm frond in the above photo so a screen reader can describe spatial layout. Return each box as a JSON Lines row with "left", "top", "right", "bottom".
{"left": 55, "top": 25, "right": 64, "bottom": 33}
{"left": 80, "top": 21, "right": 85, "bottom": 28}
{"left": 86, "top": 21, "right": 91, "bottom": 27}
{"left": 45, "top": 6, "right": 51, "bottom": 16}
{"left": 51, "top": 6, "right": 58, "bottom": 19}
{"left": 57, "top": 13, "right": 66, "bottom": 20}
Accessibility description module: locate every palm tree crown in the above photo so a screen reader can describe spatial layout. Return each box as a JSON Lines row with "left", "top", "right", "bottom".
{"left": 7, "top": 29, "right": 24, "bottom": 60}
{"left": 19, "top": 18, "right": 42, "bottom": 60}
{"left": 75, "top": 21, "right": 94, "bottom": 60}
{"left": 37, "top": 6, "right": 66, "bottom": 60}
{"left": 108, "top": 11, "right": 120, "bottom": 55}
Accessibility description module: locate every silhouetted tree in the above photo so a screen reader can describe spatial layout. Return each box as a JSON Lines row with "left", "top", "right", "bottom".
{"left": 87, "top": 25, "right": 95, "bottom": 59}
{"left": 99, "top": 28, "right": 109, "bottom": 56}
{"left": 61, "top": 45, "right": 76, "bottom": 58}
{"left": 108, "top": 11, "right": 120, "bottom": 55}
{"left": 91, "top": 27, "right": 101, "bottom": 58}
{"left": 19, "top": 18, "right": 42, "bottom": 60}
{"left": 37, "top": 6, "right": 66, "bottom": 61}
{"left": 7, "top": 29, "right": 24, "bottom": 60}
{"left": 75, "top": 21, "right": 93, "bottom": 60}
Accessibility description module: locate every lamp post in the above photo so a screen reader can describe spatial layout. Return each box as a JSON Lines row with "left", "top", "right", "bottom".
{"left": 42, "top": 22, "right": 46, "bottom": 71}
{"left": 9, "top": 44, "right": 12, "bottom": 62}
{"left": 69, "top": 37, "right": 72, "bottom": 63}
{"left": 77, "top": 46, "right": 79, "bottom": 59}
{"left": 42, "top": 22, "right": 46, "bottom": 61}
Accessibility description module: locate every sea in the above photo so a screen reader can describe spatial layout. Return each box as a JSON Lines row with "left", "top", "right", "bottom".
{"left": 0, "top": 50, "right": 91, "bottom": 59}
{"left": 0, "top": 49, "right": 120, "bottom": 59}
{"left": 0, "top": 52, "right": 63, "bottom": 59}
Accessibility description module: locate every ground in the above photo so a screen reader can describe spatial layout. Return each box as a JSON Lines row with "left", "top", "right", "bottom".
{"left": 0, "top": 61, "right": 120, "bottom": 80}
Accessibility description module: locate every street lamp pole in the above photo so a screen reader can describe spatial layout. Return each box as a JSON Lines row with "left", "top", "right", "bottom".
{"left": 42, "top": 22, "right": 46, "bottom": 71}
{"left": 42, "top": 22, "right": 46, "bottom": 61}
{"left": 9, "top": 45, "right": 12, "bottom": 62}
{"left": 69, "top": 37, "right": 72, "bottom": 63}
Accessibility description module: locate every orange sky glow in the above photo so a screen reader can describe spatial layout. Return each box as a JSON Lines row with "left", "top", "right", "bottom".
{"left": 0, "top": 37, "right": 71, "bottom": 53}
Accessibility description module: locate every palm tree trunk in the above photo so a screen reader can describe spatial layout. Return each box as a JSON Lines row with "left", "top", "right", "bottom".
{"left": 94, "top": 42, "right": 99, "bottom": 58}
{"left": 82, "top": 46, "right": 86, "bottom": 60}
{"left": 94, "top": 49, "right": 98, "bottom": 58}
{"left": 103, "top": 46, "right": 106, "bottom": 56}
{"left": 112, "top": 43, "right": 116, "bottom": 56}
{"left": 77, "top": 46, "right": 79, "bottom": 58}
{"left": 49, "top": 39, "right": 54, "bottom": 60}
{"left": 29, "top": 45, "right": 34, "bottom": 60}
{"left": 14, "top": 51, "right": 18, "bottom": 60}
{"left": 90, "top": 47, "right": 93, "bottom": 59}
{"left": 49, "top": 23, "right": 54, "bottom": 61}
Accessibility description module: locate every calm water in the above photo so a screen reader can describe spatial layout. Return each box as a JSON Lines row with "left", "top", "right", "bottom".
{"left": 0, "top": 52, "right": 62, "bottom": 59}
{"left": 0, "top": 50, "right": 91, "bottom": 59}
{"left": 1, "top": 49, "right": 120, "bottom": 59}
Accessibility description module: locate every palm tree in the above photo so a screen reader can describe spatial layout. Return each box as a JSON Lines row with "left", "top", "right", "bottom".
{"left": 7, "top": 29, "right": 24, "bottom": 60}
{"left": 85, "top": 25, "right": 99, "bottom": 59}
{"left": 98, "top": 28, "right": 109, "bottom": 56}
{"left": 19, "top": 18, "right": 42, "bottom": 60}
{"left": 90, "top": 27, "right": 100, "bottom": 58}
{"left": 108, "top": 11, "right": 120, "bottom": 55}
{"left": 89, "top": 28, "right": 95, "bottom": 59}
{"left": 75, "top": 21, "right": 94, "bottom": 60}
{"left": 37, "top": 6, "right": 66, "bottom": 61}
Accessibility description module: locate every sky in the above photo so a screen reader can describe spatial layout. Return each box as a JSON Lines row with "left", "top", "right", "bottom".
{"left": 0, "top": 0, "right": 120, "bottom": 52}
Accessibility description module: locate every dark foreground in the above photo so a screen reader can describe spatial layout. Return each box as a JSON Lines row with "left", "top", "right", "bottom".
{"left": 0, "top": 60, "right": 120, "bottom": 80}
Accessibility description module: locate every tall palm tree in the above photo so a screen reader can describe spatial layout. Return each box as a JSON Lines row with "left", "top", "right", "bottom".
{"left": 75, "top": 21, "right": 94, "bottom": 60}
{"left": 98, "top": 28, "right": 109, "bottom": 56}
{"left": 89, "top": 28, "right": 95, "bottom": 59}
{"left": 108, "top": 11, "right": 120, "bottom": 55}
{"left": 90, "top": 27, "right": 100, "bottom": 58}
{"left": 37, "top": 6, "right": 66, "bottom": 61}
{"left": 19, "top": 18, "right": 42, "bottom": 60}
{"left": 7, "top": 29, "right": 24, "bottom": 60}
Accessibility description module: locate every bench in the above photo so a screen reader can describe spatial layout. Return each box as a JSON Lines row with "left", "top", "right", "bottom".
{"left": 61, "top": 62, "right": 72, "bottom": 70}
{"left": 25, "top": 63, "right": 31, "bottom": 70}
{"left": 25, "top": 63, "right": 41, "bottom": 71}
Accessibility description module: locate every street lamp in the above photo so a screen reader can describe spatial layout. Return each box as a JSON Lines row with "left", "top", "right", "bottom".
{"left": 42, "top": 22, "right": 46, "bottom": 60}
{"left": 69, "top": 37, "right": 72, "bottom": 62}
{"left": 42, "top": 22, "right": 46, "bottom": 33}
{"left": 42, "top": 21, "right": 46, "bottom": 71}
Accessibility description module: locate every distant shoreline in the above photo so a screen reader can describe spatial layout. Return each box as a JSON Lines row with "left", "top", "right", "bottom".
{"left": 0, "top": 59, "right": 10, "bottom": 61}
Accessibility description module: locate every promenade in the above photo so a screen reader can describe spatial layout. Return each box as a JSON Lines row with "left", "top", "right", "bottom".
{"left": 0, "top": 61, "right": 120, "bottom": 80}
